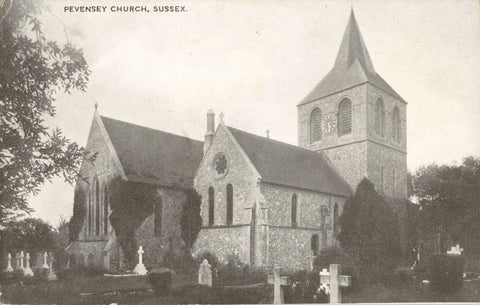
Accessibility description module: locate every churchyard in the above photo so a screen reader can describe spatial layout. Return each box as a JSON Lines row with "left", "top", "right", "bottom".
{"left": 1, "top": 244, "right": 480, "bottom": 304}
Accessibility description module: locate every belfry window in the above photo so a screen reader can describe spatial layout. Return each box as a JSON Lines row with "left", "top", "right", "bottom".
{"left": 375, "top": 99, "right": 386, "bottom": 137}
{"left": 291, "top": 193, "right": 298, "bottom": 227}
{"left": 226, "top": 184, "right": 233, "bottom": 225}
{"left": 392, "top": 106, "right": 401, "bottom": 143}
{"left": 338, "top": 98, "right": 352, "bottom": 136}
{"left": 310, "top": 108, "right": 322, "bottom": 143}
{"left": 208, "top": 187, "right": 214, "bottom": 226}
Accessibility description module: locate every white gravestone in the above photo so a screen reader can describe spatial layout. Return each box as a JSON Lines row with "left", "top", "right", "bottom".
{"left": 267, "top": 266, "right": 290, "bottom": 304}
{"left": 447, "top": 244, "right": 464, "bottom": 255}
{"left": 133, "top": 246, "right": 147, "bottom": 275}
{"left": 24, "top": 253, "right": 34, "bottom": 276}
{"left": 319, "top": 264, "right": 351, "bottom": 304}
{"left": 5, "top": 253, "right": 13, "bottom": 272}
{"left": 48, "top": 253, "right": 57, "bottom": 280}
{"left": 198, "top": 259, "right": 212, "bottom": 287}
{"left": 42, "top": 252, "right": 49, "bottom": 269}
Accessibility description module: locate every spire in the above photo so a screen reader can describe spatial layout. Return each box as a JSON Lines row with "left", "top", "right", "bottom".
{"left": 333, "top": 9, "right": 375, "bottom": 73}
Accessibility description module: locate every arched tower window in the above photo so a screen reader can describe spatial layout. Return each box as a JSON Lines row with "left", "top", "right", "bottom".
{"left": 208, "top": 187, "right": 214, "bottom": 226}
{"left": 291, "top": 193, "right": 297, "bottom": 227}
{"left": 338, "top": 98, "right": 352, "bottom": 136}
{"left": 375, "top": 99, "right": 386, "bottom": 137}
{"left": 310, "top": 108, "right": 322, "bottom": 143}
{"left": 226, "top": 184, "right": 233, "bottom": 225}
{"left": 154, "top": 194, "right": 162, "bottom": 236}
{"left": 392, "top": 106, "right": 401, "bottom": 143}
{"left": 95, "top": 178, "right": 100, "bottom": 235}
{"left": 104, "top": 185, "right": 109, "bottom": 235}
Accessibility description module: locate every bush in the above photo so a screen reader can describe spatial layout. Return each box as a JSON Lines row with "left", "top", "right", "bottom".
{"left": 285, "top": 270, "right": 328, "bottom": 303}
{"left": 197, "top": 252, "right": 220, "bottom": 269}
{"left": 147, "top": 268, "right": 173, "bottom": 296}
{"left": 427, "top": 254, "right": 464, "bottom": 294}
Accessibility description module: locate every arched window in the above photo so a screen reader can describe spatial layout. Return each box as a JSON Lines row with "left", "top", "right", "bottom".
{"left": 333, "top": 203, "right": 339, "bottom": 236}
{"left": 392, "top": 106, "right": 401, "bottom": 143}
{"left": 311, "top": 234, "right": 319, "bottom": 256}
{"left": 291, "top": 193, "right": 297, "bottom": 227}
{"left": 226, "top": 184, "right": 233, "bottom": 225}
{"left": 104, "top": 185, "right": 109, "bottom": 235}
{"left": 208, "top": 187, "right": 214, "bottom": 226}
{"left": 310, "top": 108, "right": 322, "bottom": 143}
{"left": 154, "top": 195, "right": 162, "bottom": 236}
{"left": 375, "top": 99, "right": 386, "bottom": 137}
{"left": 393, "top": 169, "right": 396, "bottom": 197}
{"left": 95, "top": 178, "right": 100, "bottom": 235}
{"left": 88, "top": 191, "right": 92, "bottom": 235}
{"left": 338, "top": 98, "right": 352, "bottom": 136}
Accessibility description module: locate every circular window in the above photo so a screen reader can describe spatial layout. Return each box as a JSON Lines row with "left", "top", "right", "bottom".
{"left": 214, "top": 153, "right": 228, "bottom": 177}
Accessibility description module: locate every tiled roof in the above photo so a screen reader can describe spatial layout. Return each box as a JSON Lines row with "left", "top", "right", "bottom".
{"left": 228, "top": 127, "right": 352, "bottom": 197}
{"left": 299, "top": 10, "right": 405, "bottom": 105}
{"left": 101, "top": 116, "right": 203, "bottom": 188}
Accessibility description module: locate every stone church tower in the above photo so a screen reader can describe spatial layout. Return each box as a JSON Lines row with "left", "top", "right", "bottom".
{"left": 298, "top": 10, "right": 407, "bottom": 199}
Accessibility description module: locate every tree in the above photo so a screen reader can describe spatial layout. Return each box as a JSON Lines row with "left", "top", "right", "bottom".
{"left": 0, "top": 0, "right": 91, "bottom": 224}
{"left": 338, "top": 178, "right": 401, "bottom": 283}
{"left": 412, "top": 156, "right": 480, "bottom": 253}
{"left": 2, "top": 217, "right": 56, "bottom": 252}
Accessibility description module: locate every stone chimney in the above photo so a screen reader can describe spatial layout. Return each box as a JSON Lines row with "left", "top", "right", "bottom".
{"left": 204, "top": 109, "right": 215, "bottom": 155}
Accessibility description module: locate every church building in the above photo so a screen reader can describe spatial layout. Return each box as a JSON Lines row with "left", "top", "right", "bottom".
{"left": 66, "top": 10, "right": 407, "bottom": 271}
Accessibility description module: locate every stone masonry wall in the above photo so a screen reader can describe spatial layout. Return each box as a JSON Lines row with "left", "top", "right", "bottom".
{"left": 134, "top": 188, "right": 187, "bottom": 269}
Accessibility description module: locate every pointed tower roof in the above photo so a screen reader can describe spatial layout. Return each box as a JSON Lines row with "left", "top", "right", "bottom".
{"left": 299, "top": 10, "right": 405, "bottom": 105}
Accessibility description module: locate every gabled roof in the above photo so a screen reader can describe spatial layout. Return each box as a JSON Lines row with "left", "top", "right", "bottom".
{"left": 100, "top": 116, "right": 203, "bottom": 187}
{"left": 227, "top": 127, "right": 352, "bottom": 197}
{"left": 299, "top": 10, "right": 405, "bottom": 105}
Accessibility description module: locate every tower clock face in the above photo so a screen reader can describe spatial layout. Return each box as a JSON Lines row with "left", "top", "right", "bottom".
{"left": 322, "top": 114, "right": 337, "bottom": 133}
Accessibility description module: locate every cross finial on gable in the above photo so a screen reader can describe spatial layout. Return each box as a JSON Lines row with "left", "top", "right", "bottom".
{"left": 219, "top": 112, "right": 225, "bottom": 121}
{"left": 94, "top": 101, "right": 98, "bottom": 111}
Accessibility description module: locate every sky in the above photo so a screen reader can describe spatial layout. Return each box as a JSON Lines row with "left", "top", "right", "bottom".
{"left": 25, "top": 0, "right": 480, "bottom": 226}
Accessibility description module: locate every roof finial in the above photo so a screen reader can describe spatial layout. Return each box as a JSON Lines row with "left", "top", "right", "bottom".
{"left": 266, "top": 129, "right": 270, "bottom": 139}
{"left": 94, "top": 101, "right": 98, "bottom": 111}
{"left": 219, "top": 112, "right": 225, "bottom": 121}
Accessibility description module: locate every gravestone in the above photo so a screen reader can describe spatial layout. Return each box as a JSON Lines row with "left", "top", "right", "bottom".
{"left": 42, "top": 252, "right": 49, "bottom": 269}
{"left": 267, "top": 266, "right": 289, "bottom": 304}
{"left": 24, "top": 253, "right": 34, "bottom": 276}
{"left": 19, "top": 251, "right": 25, "bottom": 271}
{"left": 198, "top": 259, "right": 212, "bottom": 287}
{"left": 48, "top": 253, "right": 57, "bottom": 281}
{"left": 319, "top": 264, "right": 351, "bottom": 303}
{"left": 5, "top": 253, "right": 13, "bottom": 272}
{"left": 133, "top": 246, "right": 147, "bottom": 275}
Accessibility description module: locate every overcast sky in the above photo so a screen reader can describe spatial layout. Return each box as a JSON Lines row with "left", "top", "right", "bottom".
{"left": 27, "top": 0, "right": 480, "bottom": 226}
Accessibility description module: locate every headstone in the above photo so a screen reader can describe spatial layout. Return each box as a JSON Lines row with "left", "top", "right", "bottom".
{"left": 447, "top": 244, "right": 464, "bottom": 255}
{"left": 24, "top": 253, "right": 34, "bottom": 276}
{"left": 198, "top": 259, "right": 212, "bottom": 287}
{"left": 319, "top": 264, "right": 352, "bottom": 304}
{"left": 42, "top": 252, "right": 49, "bottom": 269}
{"left": 5, "top": 253, "right": 13, "bottom": 272}
{"left": 48, "top": 253, "right": 57, "bottom": 281}
{"left": 19, "top": 251, "right": 25, "bottom": 270}
{"left": 267, "top": 266, "right": 290, "bottom": 304}
{"left": 133, "top": 246, "right": 147, "bottom": 275}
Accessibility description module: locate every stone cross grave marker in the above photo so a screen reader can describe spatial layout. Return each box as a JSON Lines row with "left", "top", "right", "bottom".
{"left": 267, "top": 266, "right": 289, "bottom": 304}
{"left": 24, "top": 253, "right": 34, "bottom": 276}
{"left": 198, "top": 259, "right": 212, "bottom": 287}
{"left": 43, "top": 252, "right": 49, "bottom": 269}
{"left": 133, "top": 246, "right": 147, "bottom": 275}
{"left": 447, "top": 244, "right": 464, "bottom": 255}
{"left": 319, "top": 264, "right": 351, "bottom": 304}
{"left": 19, "top": 251, "right": 25, "bottom": 270}
{"left": 5, "top": 253, "right": 13, "bottom": 272}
